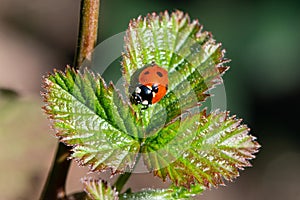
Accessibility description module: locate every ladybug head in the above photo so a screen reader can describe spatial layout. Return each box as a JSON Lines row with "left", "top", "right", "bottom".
{"left": 131, "top": 85, "right": 154, "bottom": 109}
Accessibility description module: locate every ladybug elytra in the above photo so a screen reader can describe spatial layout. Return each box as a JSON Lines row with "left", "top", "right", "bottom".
{"left": 130, "top": 64, "right": 168, "bottom": 109}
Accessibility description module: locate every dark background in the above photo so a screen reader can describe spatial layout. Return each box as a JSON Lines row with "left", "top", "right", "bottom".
{"left": 0, "top": 0, "right": 299, "bottom": 199}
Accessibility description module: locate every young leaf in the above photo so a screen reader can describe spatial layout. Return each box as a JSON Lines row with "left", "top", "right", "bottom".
{"left": 119, "top": 185, "right": 204, "bottom": 200}
{"left": 141, "top": 111, "right": 203, "bottom": 171}
{"left": 122, "top": 10, "right": 229, "bottom": 126}
{"left": 42, "top": 66, "right": 140, "bottom": 173}
{"left": 82, "top": 178, "right": 118, "bottom": 200}
{"left": 143, "top": 110, "right": 260, "bottom": 188}
{"left": 120, "top": 189, "right": 173, "bottom": 200}
{"left": 120, "top": 10, "right": 260, "bottom": 190}
{"left": 42, "top": 10, "right": 260, "bottom": 197}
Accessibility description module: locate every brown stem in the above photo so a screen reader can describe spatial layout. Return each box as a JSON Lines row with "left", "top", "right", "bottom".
{"left": 40, "top": 0, "right": 100, "bottom": 199}
{"left": 74, "top": 0, "right": 100, "bottom": 68}
{"left": 39, "top": 144, "right": 72, "bottom": 200}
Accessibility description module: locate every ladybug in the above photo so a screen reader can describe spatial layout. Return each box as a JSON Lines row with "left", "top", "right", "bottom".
{"left": 131, "top": 64, "right": 168, "bottom": 109}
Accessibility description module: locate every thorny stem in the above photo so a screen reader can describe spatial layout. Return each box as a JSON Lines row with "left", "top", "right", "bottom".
{"left": 40, "top": 1, "right": 100, "bottom": 199}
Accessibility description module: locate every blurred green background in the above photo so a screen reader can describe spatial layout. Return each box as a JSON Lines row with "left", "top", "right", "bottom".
{"left": 0, "top": 0, "right": 299, "bottom": 199}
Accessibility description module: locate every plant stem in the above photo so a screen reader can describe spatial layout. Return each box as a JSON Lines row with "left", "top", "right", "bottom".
{"left": 40, "top": 1, "right": 100, "bottom": 199}
{"left": 40, "top": 143, "right": 72, "bottom": 200}
{"left": 114, "top": 172, "right": 133, "bottom": 192}
{"left": 74, "top": 0, "right": 100, "bottom": 69}
{"left": 113, "top": 154, "right": 141, "bottom": 192}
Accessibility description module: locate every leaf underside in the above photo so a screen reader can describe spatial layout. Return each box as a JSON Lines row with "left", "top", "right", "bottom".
{"left": 42, "top": 10, "right": 260, "bottom": 197}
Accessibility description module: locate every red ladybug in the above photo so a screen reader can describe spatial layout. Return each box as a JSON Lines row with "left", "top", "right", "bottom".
{"left": 131, "top": 64, "right": 168, "bottom": 109}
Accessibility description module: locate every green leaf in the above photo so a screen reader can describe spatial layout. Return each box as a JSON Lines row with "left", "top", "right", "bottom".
{"left": 42, "top": 10, "right": 260, "bottom": 196}
{"left": 141, "top": 111, "right": 202, "bottom": 172}
{"left": 169, "top": 184, "right": 205, "bottom": 199}
{"left": 120, "top": 189, "right": 173, "bottom": 200}
{"left": 42, "top": 66, "right": 140, "bottom": 172}
{"left": 122, "top": 11, "right": 229, "bottom": 127}
{"left": 82, "top": 178, "right": 118, "bottom": 200}
{"left": 119, "top": 185, "right": 204, "bottom": 200}
{"left": 142, "top": 110, "right": 260, "bottom": 188}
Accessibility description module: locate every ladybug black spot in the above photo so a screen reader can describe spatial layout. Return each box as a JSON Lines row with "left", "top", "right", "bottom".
{"left": 156, "top": 71, "right": 163, "bottom": 77}
{"left": 144, "top": 71, "right": 150, "bottom": 75}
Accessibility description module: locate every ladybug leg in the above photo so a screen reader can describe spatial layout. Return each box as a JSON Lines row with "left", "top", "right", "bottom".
{"left": 141, "top": 104, "right": 148, "bottom": 110}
